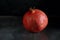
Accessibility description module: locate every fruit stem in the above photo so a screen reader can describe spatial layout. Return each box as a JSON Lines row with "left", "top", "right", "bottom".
{"left": 29, "top": 7, "right": 35, "bottom": 13}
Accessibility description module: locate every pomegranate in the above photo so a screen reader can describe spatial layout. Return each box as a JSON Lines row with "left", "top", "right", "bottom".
{"left": 23, "top": 8, "right": 48, "bottom": 32}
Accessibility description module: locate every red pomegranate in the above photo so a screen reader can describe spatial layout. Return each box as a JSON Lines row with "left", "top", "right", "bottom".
{"left": 23, "top": 8, "right": 48, "bottom": 32}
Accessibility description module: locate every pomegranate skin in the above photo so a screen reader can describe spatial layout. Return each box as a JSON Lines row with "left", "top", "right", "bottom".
{"left": 23, "top": 9, "right": 48, "bottom": 32}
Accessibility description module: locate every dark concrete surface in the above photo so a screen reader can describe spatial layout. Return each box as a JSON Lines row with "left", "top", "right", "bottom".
{"left": 0, "top": 16, "right": 60, "bottom": 40}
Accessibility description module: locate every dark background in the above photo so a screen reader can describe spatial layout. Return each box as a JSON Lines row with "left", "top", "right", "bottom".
{"left": 0, "top": 0, "right": 60, "bottom": 40}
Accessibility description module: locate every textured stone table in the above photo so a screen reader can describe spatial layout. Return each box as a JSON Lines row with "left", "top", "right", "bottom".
{"left": 0, "top": 16, "right": 60, "bottom": 40}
